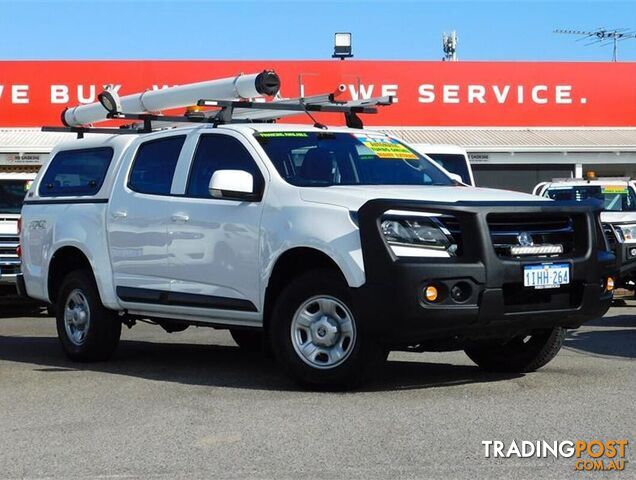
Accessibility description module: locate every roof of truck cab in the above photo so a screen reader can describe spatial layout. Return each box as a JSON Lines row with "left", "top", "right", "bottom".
{"left": 221, "top": 123, "right": 375, "bottom": 135}
{"left": 544, "top": 179, "right": 633, "bottom": 188}
{"left": 49, "top": 123, "right": 382, "bottom": 152}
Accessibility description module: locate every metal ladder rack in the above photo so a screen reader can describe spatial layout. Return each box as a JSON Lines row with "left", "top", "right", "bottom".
{"left": 42, "top": 94, "right": 393, "bottom": 138}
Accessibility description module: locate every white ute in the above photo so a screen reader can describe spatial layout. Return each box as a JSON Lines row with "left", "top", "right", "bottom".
{"left": 19, "top": 72, "right": 614, "bottom": 388}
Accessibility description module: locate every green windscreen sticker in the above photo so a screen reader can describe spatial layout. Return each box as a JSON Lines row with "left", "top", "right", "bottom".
{"left": 258, "top": 132, "right": 309, "bottom": 138}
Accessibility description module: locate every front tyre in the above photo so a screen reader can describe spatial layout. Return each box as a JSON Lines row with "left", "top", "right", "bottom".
{"left": 269, "top": 269, "right": 387, "bottom": 389}
{"left": 465, "top": 327, "right": 566, "bottom": 373}
{"left": 56, "top": 270, "right": 121, "bottom": 362}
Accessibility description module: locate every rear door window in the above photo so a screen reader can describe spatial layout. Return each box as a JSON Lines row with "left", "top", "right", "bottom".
{"left": 39, "top": 147, "right": 113, "bottom": 197}
{"left": 129, "top": 136, "right": 186, "bottom": 195}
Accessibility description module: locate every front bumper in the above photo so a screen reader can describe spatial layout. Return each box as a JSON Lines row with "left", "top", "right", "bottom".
{"left": 352, "top": 199, "right": 615, "bottom": 346}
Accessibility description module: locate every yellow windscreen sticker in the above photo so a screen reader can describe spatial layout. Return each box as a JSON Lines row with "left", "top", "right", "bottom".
{"left": 362, "top": 140, "right": 418, "bottom": 159}
{"left": 602, "top": 186, "right": 628, "bottom": 195}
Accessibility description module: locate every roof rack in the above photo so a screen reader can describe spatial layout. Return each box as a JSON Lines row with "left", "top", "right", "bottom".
{"left": 42, "top": 94, "right": 393, "bottom": 139}
{"left": 551, "top": 176, "right": 632, "bottom": 183}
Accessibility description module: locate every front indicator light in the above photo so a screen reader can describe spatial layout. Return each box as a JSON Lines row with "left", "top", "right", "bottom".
{"left": 606, "top": 277, "right": 615, "bottom": 292}
{"left": 424, "top": 285, "right": 439, "bottom": 302}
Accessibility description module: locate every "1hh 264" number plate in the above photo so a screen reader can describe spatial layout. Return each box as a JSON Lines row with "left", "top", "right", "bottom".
{"left": 524, "top": 263, "right": 570, "bottom": 289}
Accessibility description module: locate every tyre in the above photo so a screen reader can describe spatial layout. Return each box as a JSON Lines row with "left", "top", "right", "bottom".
{"left": 269, "top": 269, "right": 387, "bottom": 389}
{"left": 465, "top": 327, "right": 566, "bottom": 373}
{"left": 230, "top": 328, "right": 263, "bottom": 352}
{"left": 56, "top": 270, "right": 122, "bottom": 362}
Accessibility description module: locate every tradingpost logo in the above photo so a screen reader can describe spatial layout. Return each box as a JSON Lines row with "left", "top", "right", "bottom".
{"left": 482, "top": 439, "right": 628, "bottom": 472}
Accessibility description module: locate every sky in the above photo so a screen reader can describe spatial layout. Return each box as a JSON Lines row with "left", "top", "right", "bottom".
{"left": 0, "top": 0, "right": 634, "bottom": 61}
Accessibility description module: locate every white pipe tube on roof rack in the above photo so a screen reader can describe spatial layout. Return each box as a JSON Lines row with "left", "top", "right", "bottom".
{"left": 62, "top": 70, "right": 280, "bottom": 127}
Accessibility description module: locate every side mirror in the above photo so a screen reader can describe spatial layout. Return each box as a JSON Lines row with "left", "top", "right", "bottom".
{"left": 209, "top": 170, "right": 260, "bottom": 201}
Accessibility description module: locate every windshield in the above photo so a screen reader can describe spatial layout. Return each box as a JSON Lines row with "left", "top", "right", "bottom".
{"left": 424, "top": 153, "right": 471, "bottom": 185}
{"left": 255, "top": 132, "right": 453, "bottom": 187}
{"left": 0, "top": 180, "right": 31, "bottom": 214}
{"left": 544, "top": 185, "right": 636, "bottom": 211}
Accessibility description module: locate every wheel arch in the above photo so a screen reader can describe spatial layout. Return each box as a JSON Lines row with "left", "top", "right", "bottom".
{"left": 47, "top": 245, "right": 100, "bottom": 305}
{"left": 263, "top": 247, "right": 349, "bottom": 330}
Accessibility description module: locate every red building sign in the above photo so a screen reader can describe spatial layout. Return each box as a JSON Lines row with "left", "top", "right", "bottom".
{"left": 0, "top": 60, "right": 634, "bottom": 127}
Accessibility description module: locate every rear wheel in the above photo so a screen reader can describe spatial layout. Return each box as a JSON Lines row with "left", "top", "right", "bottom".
{"left": 56, "top": 270, "right": 121, "bottom": 362}
{"left": 465, "top": 327, "right": 566, "bottom": 373}
{"left": 269, "top": 269, "right": 387, "bottom": 389}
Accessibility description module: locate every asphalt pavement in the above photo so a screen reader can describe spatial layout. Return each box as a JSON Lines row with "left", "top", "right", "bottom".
{"left": 0, "top": 303, "right": 634, "bottom": 479}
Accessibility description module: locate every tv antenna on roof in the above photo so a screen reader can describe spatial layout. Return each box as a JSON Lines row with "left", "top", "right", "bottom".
{"left": 554, "top": 27, "right": 636, "bottom": 61}
{"left": 442, "top": 31, "right": 458, "bottom": 61}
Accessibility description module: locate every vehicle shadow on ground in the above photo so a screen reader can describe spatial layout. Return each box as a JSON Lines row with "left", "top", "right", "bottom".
{"left": 584, "top": 314, "right": 636, "bottom": 328}
{"left": 564, "top": 322, "right": 636, "bottom": 360}
{"left": 0, "top": 333, "right": 522, "bottom": 392}
{"left": 0, "top": 304, "right": 43, "bottom": 319}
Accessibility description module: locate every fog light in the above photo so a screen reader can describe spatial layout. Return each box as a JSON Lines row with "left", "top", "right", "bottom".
{"left": 450, "top": 281, "right": 471, "bottom": 303}
{"left": 606, "top": 277, "right": 615, "bottom": 292}
{"left": 630, "top": 247, "right": 636, "bottom": 258}
{"left": 424, "top": 285, "right": 439, "bottom": 302}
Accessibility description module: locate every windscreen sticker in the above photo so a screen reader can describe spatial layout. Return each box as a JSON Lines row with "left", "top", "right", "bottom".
{"left": 602, "top": 186, "right": 628, "bottom": 195}
{"left": 353, "top": 134, "right": 418, "bottom": 159}
{"left": 257, "top": 132, "right": 309, "bottom": 138}
{"left": 24, "top": 180, "right": 33, "bottom": 191}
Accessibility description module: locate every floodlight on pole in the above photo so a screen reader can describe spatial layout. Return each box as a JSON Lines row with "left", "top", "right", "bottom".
{"left": 333, "top": 32, "right": 353, "bottom": 60}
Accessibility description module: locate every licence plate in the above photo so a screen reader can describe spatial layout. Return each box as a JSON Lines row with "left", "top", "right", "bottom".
{"left": 523, "top": 263, "right": 570, "bottom": 289}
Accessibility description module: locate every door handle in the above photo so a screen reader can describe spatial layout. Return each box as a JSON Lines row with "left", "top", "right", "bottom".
{"left": 171, "top": 213, "right": 190, "bottom": 223}
{"left": 111, "top": 211, "right": 128, "bottom": 219}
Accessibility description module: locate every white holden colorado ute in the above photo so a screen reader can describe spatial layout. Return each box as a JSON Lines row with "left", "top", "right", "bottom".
{"left": 18, "top": 70, "right": 615, "bottom": 388}
{"left": 18, "top": 123, "right": 616, "bottom": 388}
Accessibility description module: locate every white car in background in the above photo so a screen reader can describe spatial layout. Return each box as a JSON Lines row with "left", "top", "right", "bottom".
{"left": 0, "top": 172, "right": 35, "bottom": 293}
{"left": 534, "top": 176, "right": 636, "bottom": 289}
{"left": 412, "top": 144, "right": 475, "bottom": 186}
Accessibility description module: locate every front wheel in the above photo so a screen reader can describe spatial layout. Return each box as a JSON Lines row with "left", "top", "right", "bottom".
{"left": 464, "top": 327, "right": 566, "bottom": 373}
{"left": 269, "top": 269, "right": 387, "bottom": 389}
{"left": 56, "top": 270, "right": 121, "bottom": 362}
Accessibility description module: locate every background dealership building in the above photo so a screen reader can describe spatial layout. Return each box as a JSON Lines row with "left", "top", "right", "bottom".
{"left": 1, "top": 60, "right": 635, "bottom": 192}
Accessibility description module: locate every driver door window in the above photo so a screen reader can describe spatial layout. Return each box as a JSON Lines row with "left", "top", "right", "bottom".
{"left": 186, "top": 135, "right": 264, "bottom": 198}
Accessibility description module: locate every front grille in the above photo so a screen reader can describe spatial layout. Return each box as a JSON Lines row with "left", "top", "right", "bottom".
{"left": 0, "top": 235, "right": 20, "bottom": 276}
{"left": 502, "top": 281, "right": 584, "bottom": 313}
{"left": 487, "top": 213, "right": 576, "bottom": 258}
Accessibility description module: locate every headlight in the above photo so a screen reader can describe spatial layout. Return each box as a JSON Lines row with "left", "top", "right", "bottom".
{"left": 380, "top": 216, "right": 458, "bottom": 257}
{"left": 615, "top": 223, "right": 636, "bottom": 243}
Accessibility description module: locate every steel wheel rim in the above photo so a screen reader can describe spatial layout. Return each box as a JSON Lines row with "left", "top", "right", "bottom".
{"left": 290, "top": 295, "right": 357, "bottom": 370}
{"left": 64, "top": 289, "right": 91, "bottom": 346}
